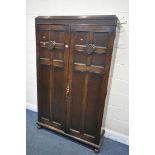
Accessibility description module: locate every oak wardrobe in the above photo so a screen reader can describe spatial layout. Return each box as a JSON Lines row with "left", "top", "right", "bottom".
{"left": 35, "top": 15, "right": 119, "bottom": 153}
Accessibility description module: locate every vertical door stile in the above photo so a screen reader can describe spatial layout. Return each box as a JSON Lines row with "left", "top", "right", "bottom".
{"left": 95, "top": 52, "right": 111, "bottom": 143}
{"left": 66, "top": 25, "right": 73, "bottom": 132}
{"left": 66, "top": 26, "right": 73, "bottom": 133}
{"left": 49, "top": 29, "right": 53, "bottom": 121}
{"left": 95, "top": 29, "right": 116, "bottom": 144}
{"left": 63, "top": 25, "right": 70, "bottom": 132}
{"left": 81, "top": 31, "right": 94, "bottom": 134}
{"left": 36, "top": 25, "right": 41, "bottom": 121}
{"left": 49, "top": 30, "right": 52, "bottom": 122}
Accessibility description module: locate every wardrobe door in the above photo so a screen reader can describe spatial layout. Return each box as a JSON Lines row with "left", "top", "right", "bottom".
{"left": 36, "top": 24, "right": 69, "bottom": 131}
{"left": 36, "top": 25, "right": 51, "bottom": 125}
{"left": 66, "top": 25, "right": 116, "bottom": 144}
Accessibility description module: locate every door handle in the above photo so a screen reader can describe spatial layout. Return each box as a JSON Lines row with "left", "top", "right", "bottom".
{"left": 66, "top": 84, "right": 70, "bottom": 96}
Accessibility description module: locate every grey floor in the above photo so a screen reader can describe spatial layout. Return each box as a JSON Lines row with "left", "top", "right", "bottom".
{"left": 26, "top": 109, "right": 129, "bottom": 155}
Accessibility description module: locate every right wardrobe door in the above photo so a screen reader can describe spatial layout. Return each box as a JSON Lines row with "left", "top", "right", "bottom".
{"left": 66, "top": 25, "right": 116, "bottom": 144}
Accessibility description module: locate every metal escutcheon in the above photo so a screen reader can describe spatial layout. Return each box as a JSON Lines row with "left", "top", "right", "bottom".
{"left": 65, "top": 45, "right": 69, "bottom": 48}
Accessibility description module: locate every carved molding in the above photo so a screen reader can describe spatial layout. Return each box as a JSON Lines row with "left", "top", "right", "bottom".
{"left": 85, "top": 44, "right": 96, "bottom": 54}
{"left": 48, "top": 41, "right": 56, "bottom": 50}
{"left": 74, "top": 44, "right": 108, "bottom": 54}
{"left": 74, "top": 63, "right": 104, "bottom": 74}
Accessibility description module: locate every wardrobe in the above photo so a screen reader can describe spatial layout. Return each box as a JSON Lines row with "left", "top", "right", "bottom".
{"left": 35, "top": 15, "right": 119, "bottom": 153}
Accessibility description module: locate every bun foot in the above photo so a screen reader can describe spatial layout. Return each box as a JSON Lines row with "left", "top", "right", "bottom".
{"left": 94, "top": 148, "right": 100, "bottom": 154}
{"left": 36, "top": 124, "right": 42, "bottom": 129}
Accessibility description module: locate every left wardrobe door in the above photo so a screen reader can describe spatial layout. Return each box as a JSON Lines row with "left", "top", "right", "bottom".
{"left": 36, "top": 24, "right": 70, "bottom": 131}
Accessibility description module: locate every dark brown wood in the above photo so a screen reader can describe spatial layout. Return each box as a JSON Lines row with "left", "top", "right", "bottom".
{"left": 35, "top": 15, "right": 119, "bottom": 152}
{"left": 36, "top": 24, "right": 70, "bottom": 132}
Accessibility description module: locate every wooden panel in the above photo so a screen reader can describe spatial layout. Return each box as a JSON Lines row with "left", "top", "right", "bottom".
{"left": 74, "top": 31, "right": 89, "bottom": 45}
{"left": 93, "top": 32, "right": 109, "bottom": 46}
{"left": 84, "top": 73, "right": 102, "bottom": 136}
{"left": 38, "top": 25, "right": 67, "bottom": 31}
{"left": 38, "top": 25, "right": 50, "bottom": 30}
{"left": 52, "top": 67, "right": 65, "bottom": 128}
{"left": 50, "top": 25, "right": 67, "bottom": 31}
{"left": 70, "top": 71, "right": 85, "bottom": 131}
{"left": 38, "top": 65, "right": 51, "bottom": 121}
{"left": 92, "top": 53, "right": 106, "bottom": 66}
{"left": 74, "top": 52, "right": 87, "bottom": 64}
{"left": 71, "top": 25, "right": 116, "bottom": 33}
{"left": 39, "top": 48, "right": 50, "bottom": 58}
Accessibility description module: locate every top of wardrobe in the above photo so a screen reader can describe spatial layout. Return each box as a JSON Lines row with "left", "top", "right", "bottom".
{"left": 35, "top": 15, "right": 119, "bottom": 26}
{"left": 36, "top": 15, "right": 117, "bottom": 20}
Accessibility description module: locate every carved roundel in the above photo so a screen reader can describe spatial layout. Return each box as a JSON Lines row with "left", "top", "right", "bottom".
{"left": 48, "top": 41, "right": 56, "bottom": 50}
{"left": 86, "top": 44, "right": 96, "bottom": 54}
